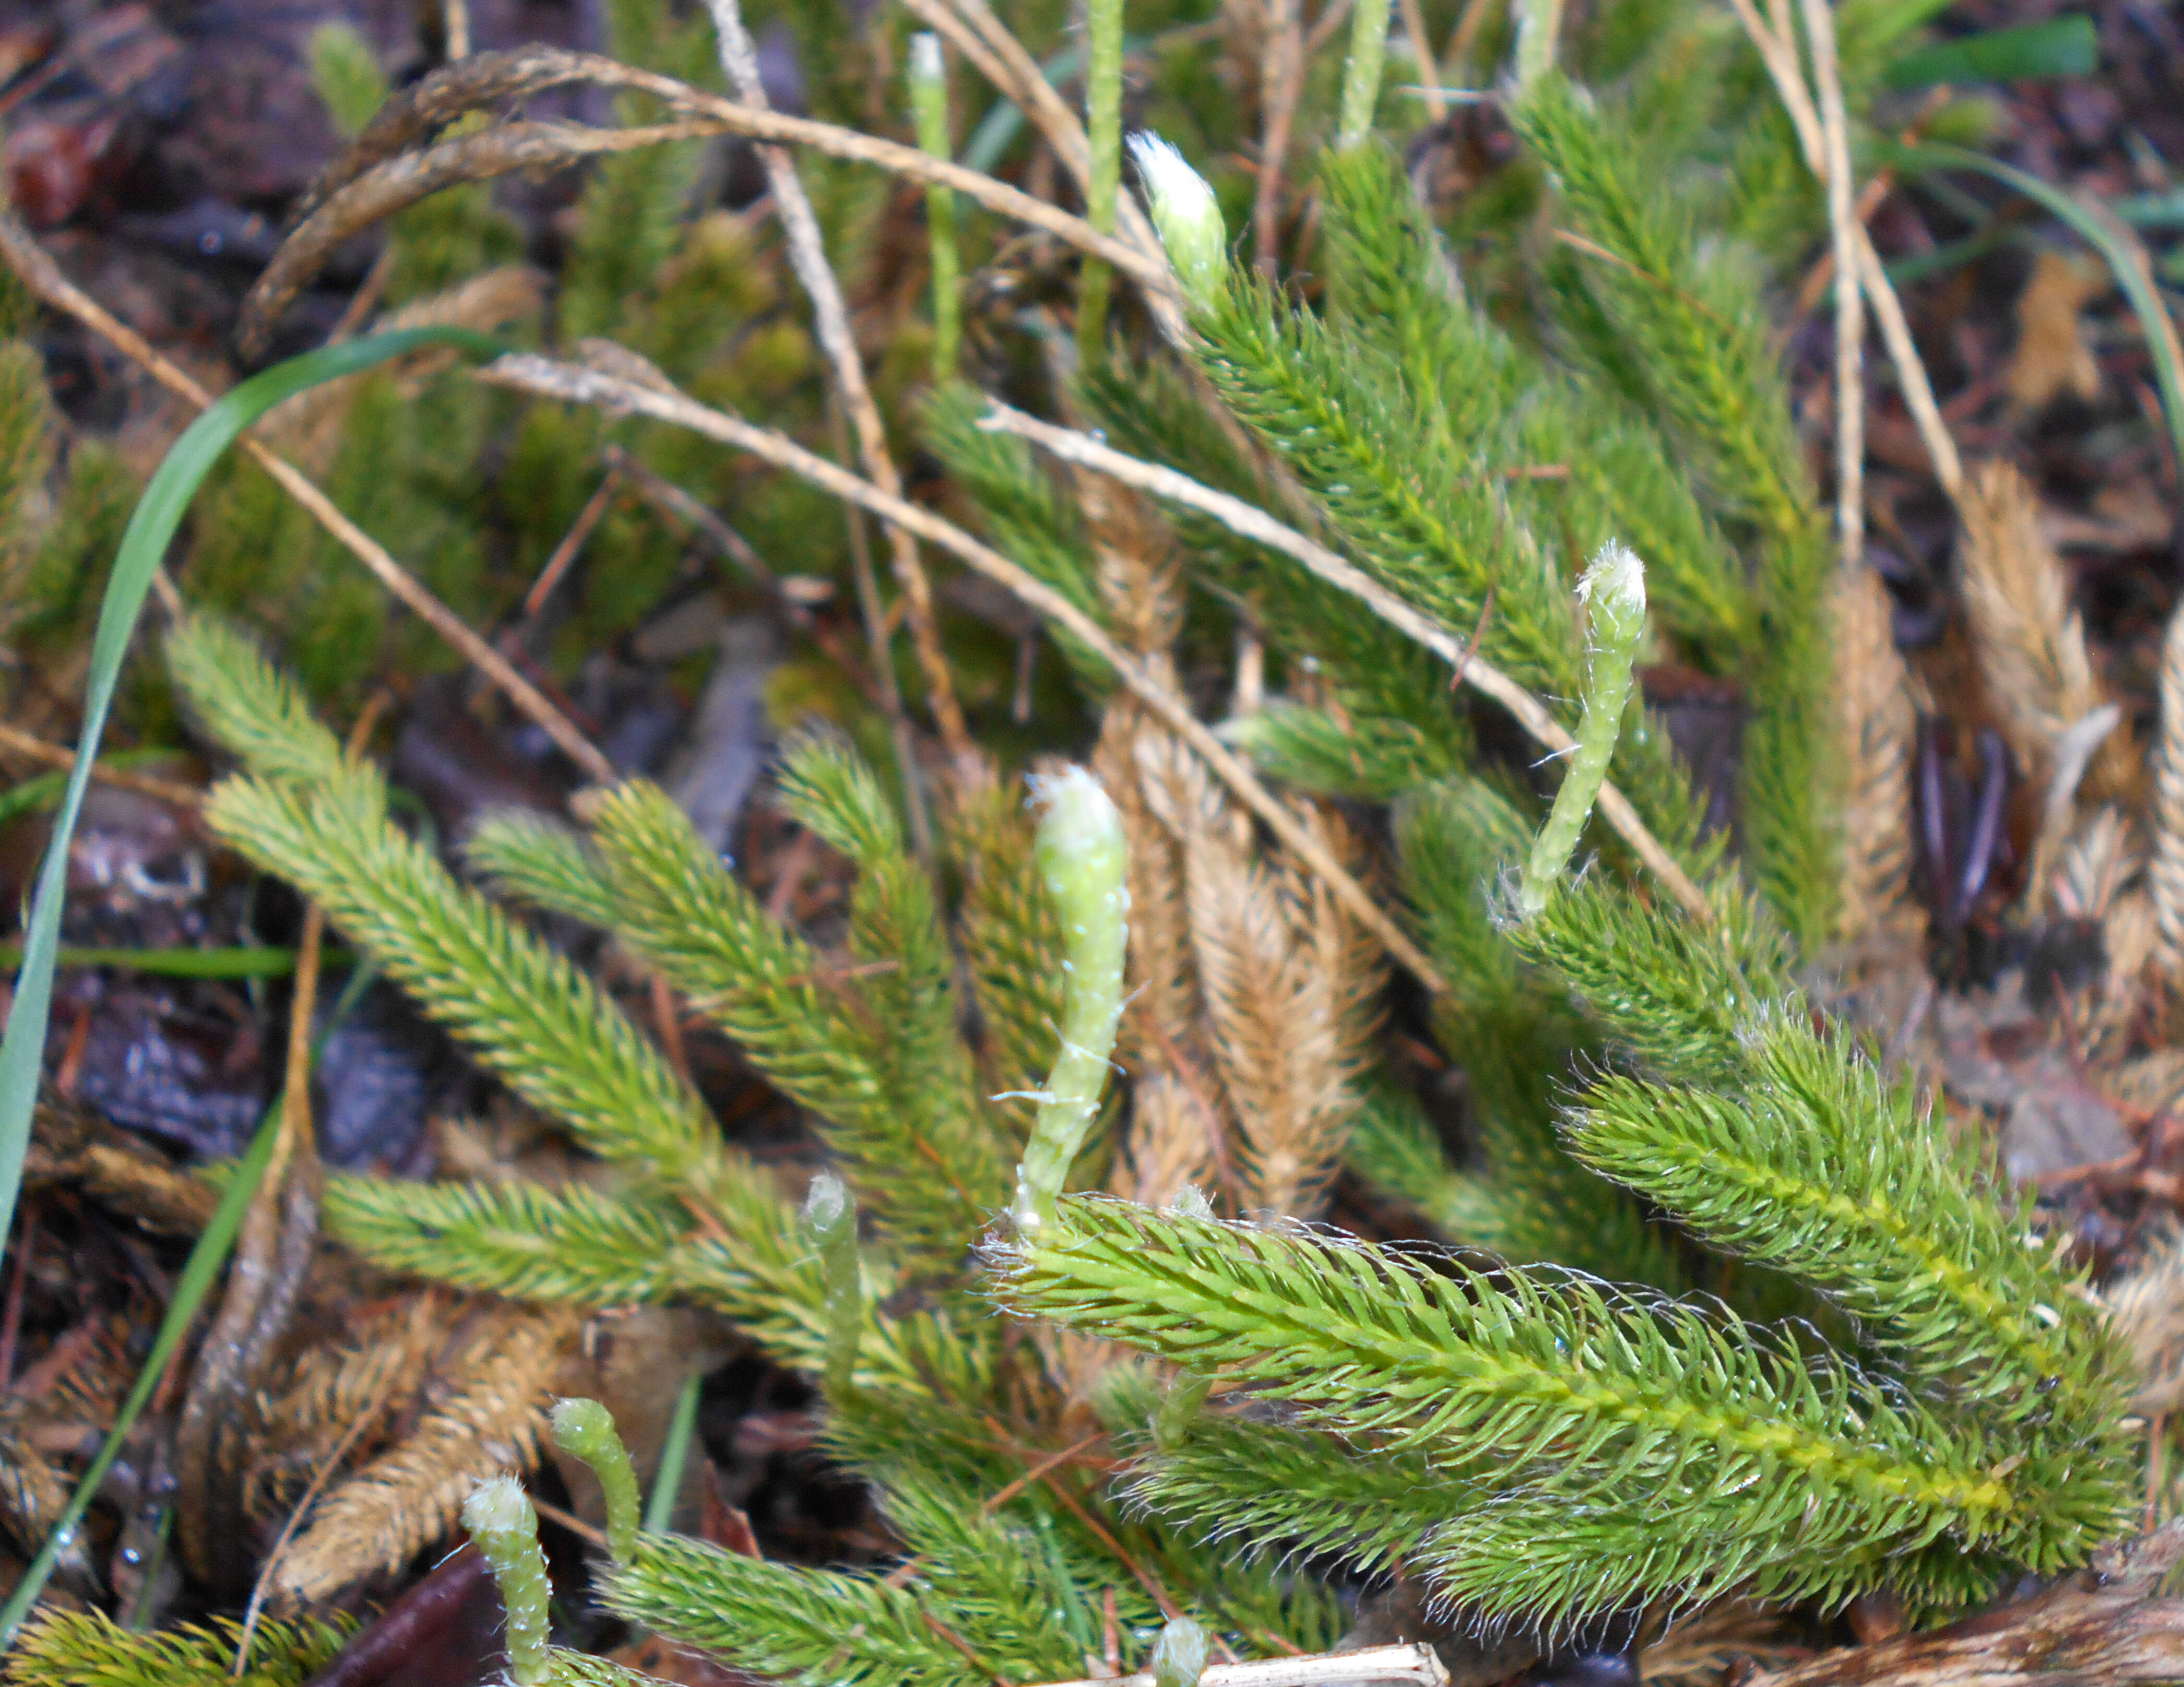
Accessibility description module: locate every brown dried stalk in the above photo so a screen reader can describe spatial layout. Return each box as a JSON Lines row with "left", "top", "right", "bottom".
{"left": 696, "top": 0, "right": 972, "bottom": 774}
{"left": 1743, "top": 1520, "right": 2184, "bottom": 1687}
{"left": 270, "top": 1305, "right": 581, "bottom": 1606}
{"left": 0, "top": 721, "right": 201, "bottom": 808}
{"left": 246, "top": 1293, "right": 458, "bottom": 1520}
{"left": 1959, "top": 461, "right": 2130, "bottom": 801}
{"left": 238, "top": 47, "right": 1162, "bottom": 361}
{"left": 481, "top": 349, "right": 1450, "bottom": 993}
{"left": 975, "top": 401, "right": 1713, "bottom": 923}
{"left": 1796, "top": 0, "right": 1864, "bottom": 568}
{"left": 1115, "top": 1073, "right": 1219, "bottom": 1207}
{"left": 1831, "top": 566, "right": 1920, "bottom": 942}
{"left": 1724, "top": 0, "right": 1961, "bottom": 502}
{"left": 1253, "top": 0, "right": 1307, "bottom": 275}
{"left": 174, "top": 909, "right": 327, "bottom": 1595}
{"left": 2152, "top": 599, "right": 2184, "bottom": 977}
{"left": 0, "top": 212, "right": 614, "bottom": 781}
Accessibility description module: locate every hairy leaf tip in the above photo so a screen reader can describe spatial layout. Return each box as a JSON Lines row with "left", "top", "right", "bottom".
{"left": 462, "top": 1477, "right": 552, "bottom": 1686}
{"left": 1130, "top": 134, "right": 1227, "bottom": 315}
{"left": 1577, "top": 539, "right": 1646, "bottom": 642}
{"left": 1153, "top": 1618, "right": 1212, "bottom": 1687}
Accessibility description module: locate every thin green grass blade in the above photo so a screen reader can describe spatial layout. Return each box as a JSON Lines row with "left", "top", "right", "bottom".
{"left": 0, "top": 325, "right": 502, "bottom": 1265}
{"left": 1883, "top": 16, "right": 2097, "bottom": 86}
{"left": 646, "top": 1372, "right": 703, "bottom": 1535}
{"left": 0, "top": 943, "right": 354, "bottom": 978}
{"left": 0, "top": 958, "right": 378, "bottom": 1641}
{"left": 0, "top": 1097, "right": 280, "bottom": 1644}
{"left": 1893, "top": 144, "right": 2184, "bottom": 480}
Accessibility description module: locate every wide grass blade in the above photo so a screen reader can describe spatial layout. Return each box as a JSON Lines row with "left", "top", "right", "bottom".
{"left": 0, "top": 325, "right": 500, "bottom": 1266}
{"left": 1894, "top": 143, "right": 2184, "bottom": 482}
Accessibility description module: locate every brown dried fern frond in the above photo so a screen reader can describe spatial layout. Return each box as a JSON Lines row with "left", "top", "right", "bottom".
{"left": 1137, "top": 735, "right": 1381, "bottom": 1217}
{"left": 1099, "top": 708, "right": 1204, "bottom": 1084}
{"left": 2094, "top": 1226, "right": 2184, "bottom": 1417}
{"left": 1087, "top": 482, "right": 1202, "bottom": 1085}
{"left": 269, "top": 1302, "right": 580, "bottom": 1605}
{"left": 2046, "top": 806, "right": 2153, "bottom": 1061}
{"left": 1082, "top": 472, "right": 1181, "bottom": 661}
{"left": 0, "top": 1413, "right": 92, "bottom": 1584}
{"left": 2150, "top": 599, "right": 2184, "bottom": 979}
{"left": 1831, "top": 566, "right": 1921, "bottom": 943}
{"left": 1115, "top": 1071, "right": 1220, "bottom": 1208}
{"left": 2114, "top": 1049, "right": 2184, "bottom": 1118}
{"left": 2056, "top": 806, "right": 2141, "bottom": 924}
{"left": 1959, "top": 461, "right": 2131, "bottom": 800}
{"left": 243, "top": 1291, "right": 460, "bottom": 1523}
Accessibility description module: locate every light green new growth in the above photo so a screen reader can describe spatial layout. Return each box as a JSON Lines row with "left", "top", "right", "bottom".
{"left": 463, "top": 1478, "right": 553, "bottom": 1687}
{"left": 908, "top": 35, "right": 962, "bottom": 382}
{"left": 1078, "top": 0, "right": 1125, "bottom": 358}
{"left": 167, "top": 616, "right": 346, "bottom": 787}
{"left": 804, "top": 1173, "right": 863, "bottom": 1399}
{"left": 1153, "top": 1368, "right": 1213, "bottom": 1453}
{"left": 1131, "top": 135, "right": 1228, "bottom": 317}
{"left": 1514, "top": 0, "right": 1565, "bottom": 88}
{"left": 1518, "top": 541, "right": 1646, "bottom": 919}
{"left": 1007, "top": 767, "right": 1130, "bottom": 1234}
{"left": 552, "top": 1398, "right": 642, "bottom": 1564}
{"left": 307, "top": 21, "right": 390, "bottom": 139}
{"left": 1336, "top": 0, "right": 1392, "bottom": 149}
{"left": 1152, "top": 1619, "right": 1210, "bottom": 1687}
{"left": 467, "top": 813, "right": 623, "bottom": 931}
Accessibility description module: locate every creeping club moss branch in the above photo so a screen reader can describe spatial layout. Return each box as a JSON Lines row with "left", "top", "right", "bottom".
{"left": 551, "top": 1398, "right": 642, "bottom": 1565}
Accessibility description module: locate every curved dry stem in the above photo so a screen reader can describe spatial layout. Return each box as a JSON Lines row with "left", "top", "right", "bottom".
{"left": 240, "top": 46, "right": 1167, "bottom": 357}
{"left": 481, "top": 349, "right": 1449, "bottom": 994}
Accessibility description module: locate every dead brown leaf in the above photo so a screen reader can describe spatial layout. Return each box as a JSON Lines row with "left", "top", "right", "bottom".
{"left": 2009, "top": 250, "right": 2107, "bottom": 412}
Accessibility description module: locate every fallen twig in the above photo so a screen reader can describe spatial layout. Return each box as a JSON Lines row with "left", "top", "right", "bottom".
{"left": 697, "top": 0, "right": 973, "bottom": 785}
{"left": 1724, "top": 0, "right": 1961, "bottom": 503}
{"left": 1796, "top": 0, "right": 1865, "bottom": 568}
{"left": 1024, "top": 1641, "right": 1449, "bottom": 1687}
{"left": 1744, "top": 1522, "right": 2184, "bottom": 1686}
{"left": 0, "top": 722, "right": 201, "bottom": 807}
